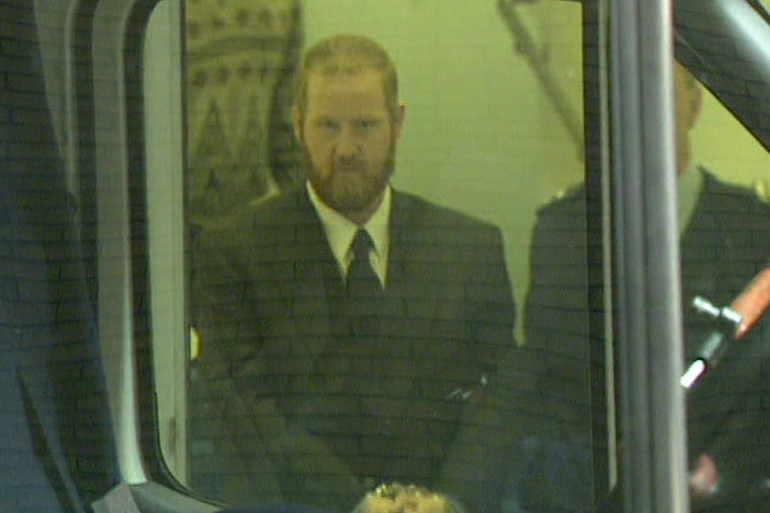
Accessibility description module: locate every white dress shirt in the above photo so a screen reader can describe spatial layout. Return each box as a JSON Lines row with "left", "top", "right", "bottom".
{"left": 306, "top": 181, "right": 391, "bottom": 287}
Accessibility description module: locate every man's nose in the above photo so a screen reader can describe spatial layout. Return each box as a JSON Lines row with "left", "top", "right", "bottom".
{"left": 335, "top": 128, "right": 360, "bottom": 159}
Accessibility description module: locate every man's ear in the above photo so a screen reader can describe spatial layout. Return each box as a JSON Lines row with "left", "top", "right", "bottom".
{"left": 393, "top": 102, "right": 406, "bottom": 140}
{"left": 292, "top": 105, "right": 304, "bottom": 141}
{"left": 688, "top": 83, "right": 703, "bottom": 130}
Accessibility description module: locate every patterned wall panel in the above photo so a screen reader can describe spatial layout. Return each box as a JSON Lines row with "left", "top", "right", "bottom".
{"left": 186, "top": 0, "right": 303, "bottom": 228}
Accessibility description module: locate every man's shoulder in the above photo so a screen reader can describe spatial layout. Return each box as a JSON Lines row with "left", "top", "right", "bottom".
{"left": 702, "top": 170, "right": 770, "bottom": 211}
{"left": 193, "top": 187, "right": 310, "bottom": 249}
{"left": 393, "top": 191, "right": 491, "bottom": 225}
{"left": 393, "top": 190, "right": 500, "bottom": 232}
{"left": 243, "top": 187, "right": 310, "bottom": 222}
{"left": 533, "top": 182, "right": 587, "bottom": 223}
{"left": 208, "top": 188, "right": 308, "bottom": 228}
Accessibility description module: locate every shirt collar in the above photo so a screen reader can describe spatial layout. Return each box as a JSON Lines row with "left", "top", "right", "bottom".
{"left": 306, "top": 181, "right": 391, "bottom": 272}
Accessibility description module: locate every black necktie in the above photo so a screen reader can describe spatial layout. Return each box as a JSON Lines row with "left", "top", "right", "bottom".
{"left": 347, "top": 229, "right": 383, "bottom": 299}
{"left": 345, "top": 229, "right": 384, "bottom": 339}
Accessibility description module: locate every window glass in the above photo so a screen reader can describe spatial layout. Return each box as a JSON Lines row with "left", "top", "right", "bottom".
{"left": 178, "top": 1, "right": 587, "bottom": 511}
{"left": 143, "top": 0, "right": 770, "bottom": 511}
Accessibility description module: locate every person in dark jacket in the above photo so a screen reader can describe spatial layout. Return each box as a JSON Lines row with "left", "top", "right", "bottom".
{"left": 515, "top": 63, "right": 770, "bottom": 512}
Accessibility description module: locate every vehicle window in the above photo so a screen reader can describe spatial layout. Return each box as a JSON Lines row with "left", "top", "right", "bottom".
{"left": 171, "top": 1, "right": 587, "bottom": 511}
{"left": 142, "top": 1, "right": 770, "bottom": 512}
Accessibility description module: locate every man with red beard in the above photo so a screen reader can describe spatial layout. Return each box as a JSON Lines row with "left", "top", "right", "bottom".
{"left": 190, "top": 34, "right": 516, "bottom": 513}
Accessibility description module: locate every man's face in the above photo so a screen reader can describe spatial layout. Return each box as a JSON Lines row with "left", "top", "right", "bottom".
{"left": 294, "top": 70, "right": 404, "bottom": 222}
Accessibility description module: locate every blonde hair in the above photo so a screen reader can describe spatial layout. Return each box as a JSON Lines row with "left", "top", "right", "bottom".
{"left": 350, "top": 482, "right": 469, "bottom": 513}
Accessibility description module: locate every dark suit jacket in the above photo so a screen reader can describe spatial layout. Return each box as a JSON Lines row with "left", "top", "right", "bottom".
{"left": 518, "top": 170, "right": 770, "bottom": 513}
{"left": 190, "top": 186, "right": 516, "bottom": 512}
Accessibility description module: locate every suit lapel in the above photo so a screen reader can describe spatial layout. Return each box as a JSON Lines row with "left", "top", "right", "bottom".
{"left": 283, "top": 188, "right": 338, "bottom": 380}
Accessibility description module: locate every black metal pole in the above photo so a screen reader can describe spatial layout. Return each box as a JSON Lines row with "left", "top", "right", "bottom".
{"left": 609, "top": 0, "right": 690, "bottom": 511}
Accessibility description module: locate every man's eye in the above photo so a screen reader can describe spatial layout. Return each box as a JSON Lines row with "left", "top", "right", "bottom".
{"left": 358, "top": 120, "right": 380, "bottom": 131}
{"left": 316, "top": 120, "right": 339, "bottom": 131}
